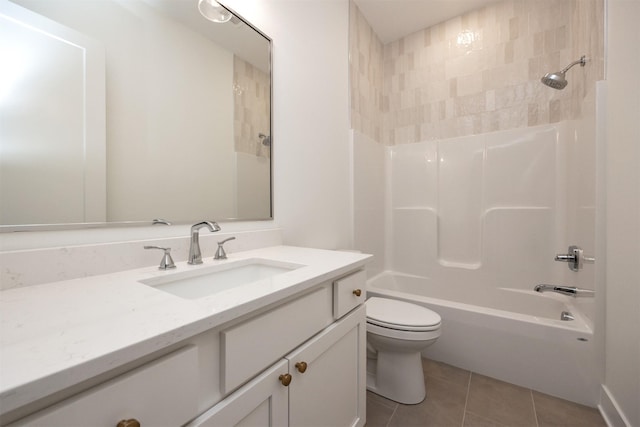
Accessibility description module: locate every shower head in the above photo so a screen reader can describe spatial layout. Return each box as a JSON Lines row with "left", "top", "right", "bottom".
{"left": 540, "top": 55, "right": 587, "bottom": 90}
{"left": 259, "top": 133, "right": 271, "bottom": 146}
{"left": 541, "top": 72, "right": 569, "bottom": 90}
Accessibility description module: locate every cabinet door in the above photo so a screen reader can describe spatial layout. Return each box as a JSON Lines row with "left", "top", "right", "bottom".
{"left": 287, "top": 305, "right": 366, "bottom": 427}
{"left": 186, "top": 359, "right": 289, "bottom": 427}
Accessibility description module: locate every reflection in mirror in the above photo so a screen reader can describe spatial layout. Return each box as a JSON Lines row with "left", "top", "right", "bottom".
{"left": 0, "top": 0, "right": 271, "bottom": 230}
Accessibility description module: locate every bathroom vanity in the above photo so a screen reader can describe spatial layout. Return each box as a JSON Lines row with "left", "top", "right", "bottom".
{"left": 0, "top": 246, "right": 370, "bottom": 426}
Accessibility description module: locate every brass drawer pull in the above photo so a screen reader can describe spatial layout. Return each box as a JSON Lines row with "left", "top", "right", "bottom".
{"left": 353, "top": 289, "right": 362, "bottom": 297}
{"left": 279, "top": 373, "right": 292, "bottom": 386}
{"left": 117, "top": 419, "right": 140, "bottom": 427}
{"left": 295, "top": 361, "right": 308, "bottom": 373}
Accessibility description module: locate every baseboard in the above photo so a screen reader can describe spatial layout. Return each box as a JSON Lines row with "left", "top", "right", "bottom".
{"left": 598, "top": 385, "right": 632, "bottom": 427}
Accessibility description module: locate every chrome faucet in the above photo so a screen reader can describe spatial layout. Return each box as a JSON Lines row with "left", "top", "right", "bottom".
{"left": 188, "top": 221, "right": 221, "bottom": 265}
{"left": 534, "top": 284, "right": 595, "bottom": 297}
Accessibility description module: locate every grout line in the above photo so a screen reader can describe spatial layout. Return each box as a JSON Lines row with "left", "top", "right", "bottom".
{"left": 461, "top": 371, "right": 473, "bottom": 427}
{"left": 531, "top": 389, "right": 540, "bottom": 427}
{"left": 385, "top": 402, "right": 399, "bottom": 427}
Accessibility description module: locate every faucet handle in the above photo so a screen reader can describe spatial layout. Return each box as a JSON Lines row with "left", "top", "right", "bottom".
{"left": 144, "top": 246, "right": 176, "bottom": 270}
{"left": 214, "top": 237, "right": 236, "bottom": 260}
{"left": 555, "top": 245, "right": 583, "bottom": 271}
{"left": 555, "top": 245, "right": 596, "bottom": 271}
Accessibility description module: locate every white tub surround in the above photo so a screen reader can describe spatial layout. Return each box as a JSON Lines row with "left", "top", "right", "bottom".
{"left": 367, "top": 272, "right": 599, "bottom": 407}
{"left": 0, "top": 246, "right": 371, "bottom": 425}
{"left": 354, "top": 122, "right": 598, "bottom": 323}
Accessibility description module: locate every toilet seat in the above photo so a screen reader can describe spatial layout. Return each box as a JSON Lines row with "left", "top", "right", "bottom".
{"left": 366, "top": 297, "right": 441, "bottom": 332}
{"left": 368, "top": 318, "right": 440, "bottom": 332}
{"left": 366, "top": 321, "right": 441, "bottom": 341}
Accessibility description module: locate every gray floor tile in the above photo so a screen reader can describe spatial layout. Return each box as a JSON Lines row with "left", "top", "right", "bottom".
{"left": 368, "top": 390, "right": 399, "bottom": 410}
{"left": 463, "top": 411, "right": 510, "bottom": 427}
{"left": 366, "top": 358, "right": 606, "bottom": 427}
{"left": 532, "top": 391, "right": 606, "bottom": 427}
{"left": 387, "top": 397, "right": 466, "bottom": 427}
{"left": 465, "top": 373, "right": 537, "bottom": 427}
{"left": 426, "top": 375, "right": 468, "bottom": 405}
{"left": 422, "top": 358, "right": 471, "bottom": 387}
{"left": 366, "top": 396, "right": 397, "bottom": 427}
{"left": 387, "top": 376, "right": 467, "bottom": 427}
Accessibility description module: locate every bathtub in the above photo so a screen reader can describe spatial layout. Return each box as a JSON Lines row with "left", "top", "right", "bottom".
{"left": 366, "top": 271, "right": 599, "bottom": 406}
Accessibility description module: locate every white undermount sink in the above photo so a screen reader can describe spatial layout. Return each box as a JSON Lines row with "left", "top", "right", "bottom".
{"left": 139, "top": 258, "right": 304, "bottom": 299}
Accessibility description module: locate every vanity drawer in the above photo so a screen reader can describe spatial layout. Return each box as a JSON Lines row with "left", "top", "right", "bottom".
{"left": 10, "top": 346, "right": 199, "bottom": 427}
{"left": 333, "top": 270, "right": 366, "bottom": 319}
{"left": 221, "top": 284, "right": 333, "bottom": 393}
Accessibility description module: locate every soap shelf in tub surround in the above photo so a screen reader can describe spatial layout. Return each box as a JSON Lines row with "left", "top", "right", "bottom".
{"left": 0, "top": 246, "right": 371, "bottom": 426}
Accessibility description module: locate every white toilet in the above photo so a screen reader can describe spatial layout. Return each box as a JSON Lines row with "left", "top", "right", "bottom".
{"left": 365, "top": 297, "right": 442, "bottom": 404}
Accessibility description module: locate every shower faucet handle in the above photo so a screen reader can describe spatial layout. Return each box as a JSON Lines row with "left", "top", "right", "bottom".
{"left": 554, "top": 245, "right": 594, "bottom": 271}
{"left": 554, "top": 245, "right": 581, "bottom": 271}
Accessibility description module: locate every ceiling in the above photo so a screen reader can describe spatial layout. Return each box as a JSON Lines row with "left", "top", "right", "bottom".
{"left": 353, "top": 0, "right": 498, "bottom": 44}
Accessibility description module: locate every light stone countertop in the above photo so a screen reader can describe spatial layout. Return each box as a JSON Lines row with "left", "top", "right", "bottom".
{"left": 0, "top": 246, "right": 371, "bottom": 414}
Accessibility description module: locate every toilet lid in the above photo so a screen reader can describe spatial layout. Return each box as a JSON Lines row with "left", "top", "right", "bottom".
{"left": 366, "top": 297, "right": 441, "bottom": 331}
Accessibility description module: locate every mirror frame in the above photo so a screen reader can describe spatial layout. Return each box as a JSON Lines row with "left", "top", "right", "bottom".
{"left": 0, "top": 0, "right": 273, "bottom": 232}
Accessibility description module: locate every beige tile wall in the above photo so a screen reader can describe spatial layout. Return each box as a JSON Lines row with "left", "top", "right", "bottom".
{"left": 349, "top": 0, "right": 384, "bottom": 144}
{"left": 234, "top": 56, "right": 271, "bottom": 158}
{"left": 349, "top": 0, "right": 604, "bottom": 145}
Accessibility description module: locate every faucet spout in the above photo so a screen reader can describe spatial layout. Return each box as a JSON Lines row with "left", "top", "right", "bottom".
{"left": 188, "top": 221, "right": 221, "bottom": 265}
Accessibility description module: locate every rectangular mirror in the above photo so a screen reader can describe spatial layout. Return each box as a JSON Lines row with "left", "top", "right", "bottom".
{"left": 0, "top": 0, "right": 271, "bottom": 231}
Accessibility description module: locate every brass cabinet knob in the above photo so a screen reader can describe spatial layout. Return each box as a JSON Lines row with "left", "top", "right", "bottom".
{"left": 117, "top": 420, "right": 140, "bottom": 427}
{"left": 295, "top": 361, "right": 308, "bottom": 373}
{"left": 353, "top": 289, "right": 362, "bottom": 297}
{"left": 279, "top": 373, "right": 292, "bottom": 386}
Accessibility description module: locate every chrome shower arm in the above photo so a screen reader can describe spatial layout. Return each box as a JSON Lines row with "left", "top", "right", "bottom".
{"left": 560, "top": 55, "right": 587, "bottom": 73}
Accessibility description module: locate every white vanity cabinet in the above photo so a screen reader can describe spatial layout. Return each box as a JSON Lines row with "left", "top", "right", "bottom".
{"left": 4, "top": 266, "right": 368, "bottom": 427}
{"left": 188, "top": 306, "right": 366, "bottom": 427}
{"left": 188, "top": 270, "right": 367, "bottom": 427}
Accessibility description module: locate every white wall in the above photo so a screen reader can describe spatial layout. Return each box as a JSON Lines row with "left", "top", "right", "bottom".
{"left": 225, "top": 0, "right": 352, "bottom": 250}
{"left": 352, "top": 130, "right": 385, "bottom": 275}
{"left": 600, "top": 1, "right": 640, "bottom": 426}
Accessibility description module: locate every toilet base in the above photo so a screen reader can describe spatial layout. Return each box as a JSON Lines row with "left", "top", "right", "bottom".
{"left": 366, "top": 351, "right": 426, "bottom": 405}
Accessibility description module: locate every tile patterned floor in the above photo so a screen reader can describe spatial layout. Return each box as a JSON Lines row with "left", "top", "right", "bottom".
{"left": 366, "top": 358, "right": 606, "bottom": 427}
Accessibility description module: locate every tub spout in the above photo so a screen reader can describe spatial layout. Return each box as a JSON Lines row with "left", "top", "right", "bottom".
{"left": 534, "top": 284, "right": 595, "bottom": 297}
{"left": 560, "top": 311, "right": 575, "bottom": 321}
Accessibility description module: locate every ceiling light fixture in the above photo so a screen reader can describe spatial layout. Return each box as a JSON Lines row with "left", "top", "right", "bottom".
{"left": 197, "top": 0, "right": 232, "bottom": 23}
